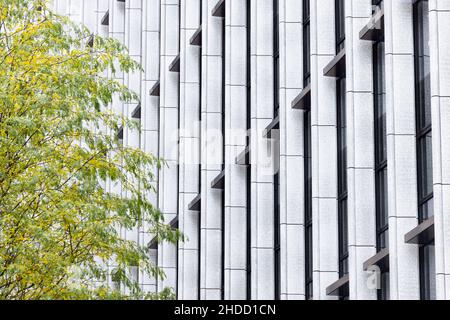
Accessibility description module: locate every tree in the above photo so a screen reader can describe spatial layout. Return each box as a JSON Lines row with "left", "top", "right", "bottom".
{"left": 0, "top": 0, "right": 181, "bottom": 299}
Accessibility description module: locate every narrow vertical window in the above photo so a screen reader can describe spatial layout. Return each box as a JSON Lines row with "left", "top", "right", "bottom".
{"left": 335, "top": 0, "right": 348, "bottom": 300}
{"left": 273, "top": 0, "right": 281, "bottom": 301}
{"left": 304, "top": 112, "right": 312, "bottom": 300}
{"left": 335, "top": 0, "right": 345, "bottom": 53}
{"left": 413, "top": 0, "right": 435, "bottom": 301}
{"left": 273, "top": 0, "right": 280, "bottom": 118}
{"left": 198, "top": 0, "right": 203, "bottom": 300}
{"left": 303, "top": 0, "right": 313, "bottom": 301}
{"left": 220, "top": 4, "right": 226, "bottom": 301}
{"left": 337, "top": 77, "right": 348, "bottom": 280}
{"left": 372, "top": 0, "right": 389, "bottom": 300}
{"left": 303, "top": 0, "right": 310, "bottom": 87}
{"left": 246, "top": 0, "right": 252, "bottom": 301}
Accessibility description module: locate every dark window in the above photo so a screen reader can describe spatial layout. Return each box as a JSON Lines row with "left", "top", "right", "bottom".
{"left": 304, "top": 110, "right": 312, "bottom": 300}
{"left": 221, "top": 14, "right": 226, "bottom": 173}
{"left": 303, "top": 0, "right": 313, "bottom": 301}
{"left": 414, "top": 0, "right": 432, "bottom": 223}
{"left": 373, "top": 5, "right": 389, "bottom": 299}
{"left": 273, "top": 0, "right": 281, "bottom": 300}
{"left": 274, "top": 172, "right": 280, "bottom": 300}
{"left": 413, "top": 0, "right": 435, "bottom": 301}
{"left": 419, "top": 243, "right": 436, "bottom": 300}
{"left": 335, "top": 0, "right": 345, "bottom": 53}
{"left": 274, "top": 0, "right": 280, "bottom": 117}
{"left": 198, "top": 0, "right": 203, "bottom": 300}
{"left": 303, "top": 0, "right": 311, "bottom": 86}
{"left": 372, "top": 0, "right": 383, "bottom": 8}
{"left": 220, "top": 6, "right": 226, "bottom": 301}
{"left": 335, "top": 0, "right": 348, "bottom": 301}
{"left": 337, "top": 77, "right": 348, "bottom": 281}
{"left": 379, "top": 272, "right": 390, "bottom": 300}
{"left": 246, "top": 0, "right": 252, "bottom": 301}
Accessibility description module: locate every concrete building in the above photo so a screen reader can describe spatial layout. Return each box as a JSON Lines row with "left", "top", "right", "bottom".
{"left": 53, "top": 0, "right": 450, "bottom": 300}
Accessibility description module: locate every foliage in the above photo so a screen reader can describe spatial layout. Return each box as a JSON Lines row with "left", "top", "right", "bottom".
{"left": 0, "top": 0, "right": 181, "bottom": 299}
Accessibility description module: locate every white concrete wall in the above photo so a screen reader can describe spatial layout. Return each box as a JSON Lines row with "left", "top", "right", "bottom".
{"left": 140, "top": 0, "right": 161, "bottom": 294}
{"left": 158, "top": 0, "right": 180, "bottom": 294}
{"left": 384, "top": 0, "right": 420, "bottom": 300}
{"left": 199, "top": 0, "right": 224, "bottom": 300}
{"left": 223, "top": 0, "right": 248, "bottom": 300}
{"left": 278, "top": 0, "right": 304, "bottom": 300}
{"left": 250, "top": 0, "right": 275, "bottom": 300}
{"left": 178, "top": 0, "right": 201, "bottom": 300}
{"left": 310, "top": 0, "right": 339, "bottom": 300}
{"left": 345, "top": 0, "right": 377, "bottom": 300}
{"left": 123, "top": 0, "right": 142, "bottom": 292}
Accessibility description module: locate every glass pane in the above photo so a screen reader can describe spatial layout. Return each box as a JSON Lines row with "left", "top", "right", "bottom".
{"left": 422, "top": 244, "right": 436, "bottom": 300}
{"left": 414, "top": 0, "right": 433, "bottom": 225}
{"left": 304, "top": 109, "right": 313, "bottom": 297}
{"left": 339, "top": 198, "right": 348, "bottom": 277}
{"left": 338, "top": 78, "right": 347, "bottom": 194}
{"left": 306, "top": 283, "right": 313, "bottom": 300}
{"left": 274, "top": 57, "right": 279, "bottom": 115}
{"left": 305, "top": 111, "right": 312, "bottom": 222}
{"left": 382, "top": 168, "right": 388, "bottom": 226}
{"left": 379, "top": 272, "right": 390, "bottom": 300}
{"left": 417, "top": 1, "right": 431, "bottom": 130}
{"left": 342, "top": 257, "right": 349, "bottom": 276}
{"left": 304, "top": 0, "right": 310, "bottom": 19}
{"left": 336, "top": 0, "right": 345, "bottom": 51}
{"left": 304, "top": 23, "right": 310, "bottom": 84}
{"left": 375, "top": 41, "right": 387, "bottom": 164}
{"left": 376, "top": 169, "right": 389, "bottom": 228}
{"left": 420, "top": 198, "right": 434, "bottom": 222}
{"left": 378, "top": 230, "right": 389, "bottom": 249}
{"left": 425, "top": 132, "right": 433, "bottom": 195}
{"left": 418, "top": 134, "right": 433, "bottom": 201}
{"left": 342, "top": 201, "right": 348, "bottom": 251}
{"left": 306, "top": 226, "right": 313, "bottom": 277}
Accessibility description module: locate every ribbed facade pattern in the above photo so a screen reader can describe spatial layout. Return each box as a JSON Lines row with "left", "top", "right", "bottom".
{"left": 54, "top": 0, "right": 450, "bottom": 300}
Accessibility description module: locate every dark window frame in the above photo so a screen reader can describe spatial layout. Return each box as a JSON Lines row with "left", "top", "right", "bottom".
{"left": 372, "top": 6, "right": 389, "bottom": 298}
{"left": 373, "top": 14, "right": 388, "bottom": 253}
{"left": 337, "top": 77, "right": 348, "bottom": 282}
{"left": 246, "top": 0, "right": 252, "bottom": 301}
{"left": 304, "top": 110, "right": 313, "bottom": 300}
{"left": 335, "top": 0, "right": 345, "bottom": 53}
{"left": 413, "top": 0, "right": 435, "bottom": 301}
{"left": 220, "top": 5, "right": 226, "bottom": 301}
{"left": 303, "top": 0, "right": 311, "bottom": 86}
{"left": 413, "top": 0, "right": 433, "bottom": 224}
{"left": 273, "top": 0, "right": 280, "bottom": 118}
{"left": 197, "top": 0, "right": 203, "bottom": 300}
{"left": 335, "top": 0, "right": 348, "bottom": 300}
{"left": 303, "top": 0, "right": 313, "bottom": 301}
{"left": 419, "top": 240, "right": 436, "bottom": 300}
{"left": 273, "top": 0, "right": 281, "bottom": 301}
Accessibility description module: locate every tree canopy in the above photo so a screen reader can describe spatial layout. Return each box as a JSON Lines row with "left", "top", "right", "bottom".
{"left": 0, "top": 0, "right": 180, "bottom": 299}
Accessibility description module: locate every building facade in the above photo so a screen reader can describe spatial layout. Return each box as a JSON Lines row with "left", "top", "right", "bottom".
{"left": 53, "top": 0, "right": 450, "bottom": 300}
